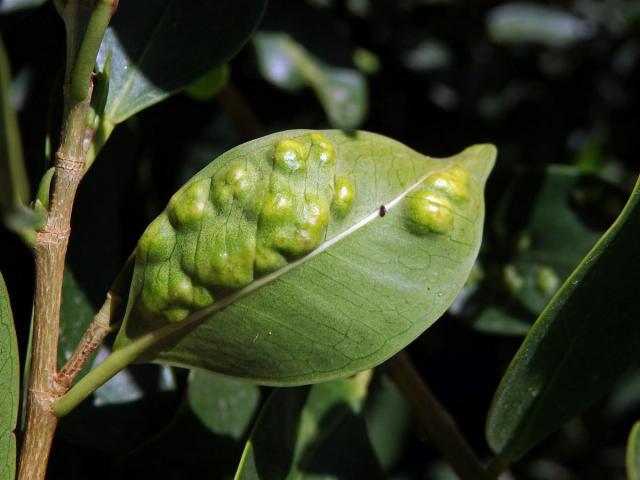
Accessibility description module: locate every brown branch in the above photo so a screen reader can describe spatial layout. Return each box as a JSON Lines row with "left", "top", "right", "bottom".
{"left": 57, "top": 251, "right": 134, "bottom": 389}
{"left": 18, "top": 81, "right": 93, "bottom": 480}
{"left": 57, "top": 292, "right": 120, "bottom": 390}
{"left": 386, "top": 351, "right": 491, "bottom": 480}
{"left": 17, "top": 1, "right": 116, "bottom": 478}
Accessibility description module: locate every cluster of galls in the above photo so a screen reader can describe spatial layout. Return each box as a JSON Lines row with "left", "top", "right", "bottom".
{"left": 403, "top": 165, "right": 470, "bottom": 235}
{"left": 135, "top": 133, "right": 356, "bottom": 323}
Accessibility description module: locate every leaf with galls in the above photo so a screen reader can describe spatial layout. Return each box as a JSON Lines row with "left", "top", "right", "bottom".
{"left": 114, "top": 130, "right": 495, "bottom": 385}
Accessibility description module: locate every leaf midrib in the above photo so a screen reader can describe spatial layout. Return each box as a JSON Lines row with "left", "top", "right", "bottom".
{"left": 182, "top": 171, "right": 431, "bottom": 327}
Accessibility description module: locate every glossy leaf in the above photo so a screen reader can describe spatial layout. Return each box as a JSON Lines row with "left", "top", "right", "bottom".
{"left": 113, "top": 129, "right": 495, "bottom": 386}
{"left": 235, "top": 372, "right": 383, "bottom": 479}
{"left": 254, "top": 32, "right": 368, "bottom": 129}
{"left": 627, "top": 421, "right": 640, "bottom": 480}
{"left": 486, "top": 175, "right": 640, "bottom": 468}
{"left": 95, "top": 0, "right": 266, "bottom": 125}
{"left": 115, "top": 371, "right": 260, "bottom": 478}
{"left": 0, "top": 273, "right": 18, "bottom": 480}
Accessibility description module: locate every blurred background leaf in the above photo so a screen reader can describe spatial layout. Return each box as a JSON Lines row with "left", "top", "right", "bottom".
{"left": 486, "top": 176, "right": 640, "bottom": 469}
{"left": 0, "top": 35, "right": 34, "bottom": 239}
{"left": 113, "top": 371, "right": 260, "bottom": 479}
{"left": 184, "top": 66, "right": 230, "bottom": 103}
{"left": 487, "top": 3, "right": 595, "bottom": 49}
{"left": 235, "top": 372, "right": 384, "bottom": 479}
{"left": 454, "top": 166, "right": 627, "bottom": 337}
{"left": 627, "top": 421, "right": 640, "bottom": 480}
{"left": 254, "top": 31, "right": 368, "bottom": 129}
{"left": 364, "top": 374, "right": 413, "bottom": 474}
{"left": 0, "top": 0, "right": 46, "bottom": 15}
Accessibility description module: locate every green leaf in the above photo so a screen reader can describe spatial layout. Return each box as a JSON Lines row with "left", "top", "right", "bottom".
{"left": 58, "top": 269, "right": 96, "bottom": 373}
{"left": 235, "top": 372, "right": 383, "bottom": 479}
{"left": 462, "top": 166, "right": 625, "bottom": 336}
{"left": 59, "top": 360, "right": 180, "bottom": 455}
{"left": 0, "top": 35, "right": 32, "bottom": 239}
{"left": 486, "top": 175, "right": 640, "bottom": 468}
{"left": 57, "top": 272, "right": 180, "bottom": 455}
{"left": 115, "top": 129, "right": 495, "bottom": 385}
{"left": 0, "top": 273, "right": 19, "bottom": 480}
{"left": 503, "top": 167, "right": 622, "bottom": 314}
{"left": 364, "top": 374, "right": 412, "bottom": 472}
{"left": 353, "top": 47, "right": 381, "bottom": 75}
{"left": 116, "top": 371, "right": 260, "bottom": 478}
{"left": 254, "top": 32, "right": 368, "bottom": 129}
{"left": 627, "top": 421, "right": 640, "bottom": 480}
{"left": 184, "top": 66, "right": 229, "bottom": 102}
{"left": 470, "top": 306, "right": 531, "bottom": 337}
{"left": 96, "top": 0, "right": 266, "bottom": 126}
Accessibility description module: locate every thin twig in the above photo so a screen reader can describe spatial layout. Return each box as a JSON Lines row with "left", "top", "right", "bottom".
{"left": 57, "top": 293, "right": 120, "bottom": 390}
{"left": 57, "top": 252, "right": 134, "bottom": 389}
{"left": 386, "top": 350, "right": 491, "bottom": 480}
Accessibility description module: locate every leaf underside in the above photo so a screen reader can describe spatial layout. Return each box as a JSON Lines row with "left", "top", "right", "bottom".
{"left": 115, "top": 130, "right": 496, "bottom": 385}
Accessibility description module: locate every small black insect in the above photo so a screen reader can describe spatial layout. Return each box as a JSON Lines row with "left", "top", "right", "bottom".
{"left": 379, "top": 205, "right": 387, "bottom": 217}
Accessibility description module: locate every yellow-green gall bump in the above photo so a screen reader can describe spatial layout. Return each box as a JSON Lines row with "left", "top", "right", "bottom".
{"left": 261, "top": 191, "right": 295, "bottom": 222}
{"left": 164, "top": 308, "right": 190, "bottom": 323}
{"left": 167, "top": 270, "right": 194, "bottom": 305}
{"left": 197, "top": 248, "right": 255, "bottom": 289}
{"left": 274, "top": 139, "right": 308, "bottom": 172}
{"left": 404, "top": 190, "right": 454, "bottom": 235}
{"left": 138, "top": 216, "right": 176, "bottom": 263}
{"left": 403, "top": 165, "right": 471, "bottom": 235}
{"left": 140, "top": 280, "right": 168, "bottom": 317}
{"left": 254, "top": 245, "right": 286, "bottom": 273}
{"left": 273, "top": 196, "right": 330, "bottom": 257}
{"left": 192, "top": 286, "right": 214, "bottom": 309}
{"left": 211, "top": 161, "right": 258, "bottom": 208}
{"left": 449, "top": 165, "right": 469, "bottom": 185}
{"left": 135, "top": 131, "right": 345, "bottom": 325}
{"left": 168, "top": 179, "right": 210, "bottom": 228}
{"left": 310, "top": 132, "right": 335, "bottom": 166}
{"left": 424, "top": 171, "right": 469, "bottom": 202}
{"left": 332, "top": 177, "right": 355, "bottom": 217}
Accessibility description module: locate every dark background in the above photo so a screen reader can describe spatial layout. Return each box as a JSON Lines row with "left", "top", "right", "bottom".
{"left": 1, "top": 1, "right": 639, "bottom": 478}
